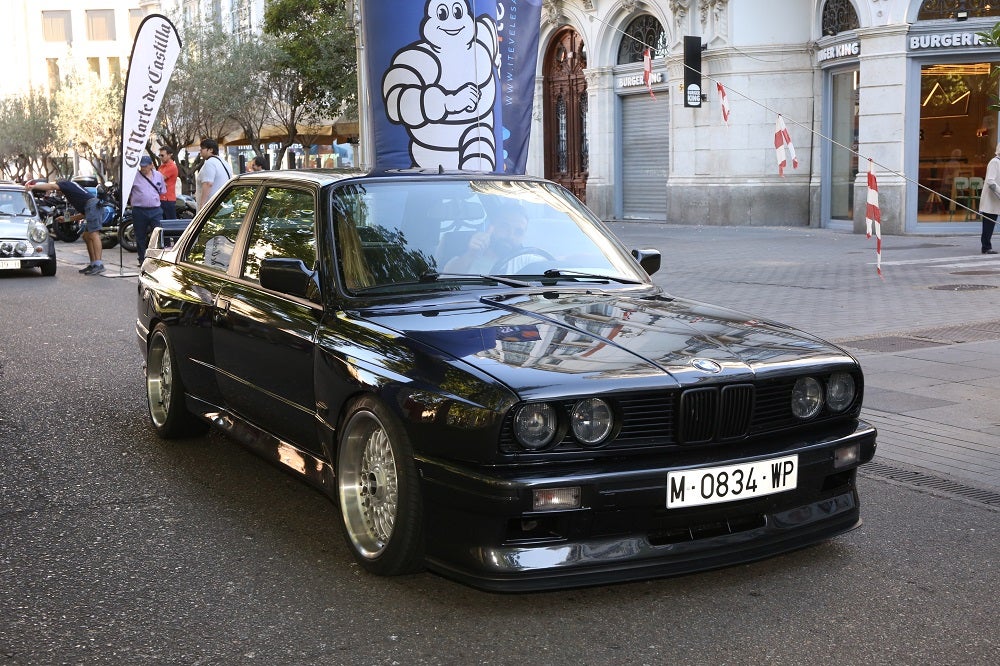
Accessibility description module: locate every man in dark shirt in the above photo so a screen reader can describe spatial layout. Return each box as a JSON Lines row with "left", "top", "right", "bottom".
{"left": 26, "top": 179, "right": 105, "bottom": 274}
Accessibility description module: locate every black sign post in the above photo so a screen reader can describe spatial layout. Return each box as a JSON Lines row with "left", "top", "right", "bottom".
{"left": 684, "top": 36, "right": 702, "bottom": 108}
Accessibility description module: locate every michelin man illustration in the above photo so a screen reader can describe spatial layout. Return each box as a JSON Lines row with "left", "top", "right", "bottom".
{"left": 382, "top": 1, "right": 501, "bottom": 171}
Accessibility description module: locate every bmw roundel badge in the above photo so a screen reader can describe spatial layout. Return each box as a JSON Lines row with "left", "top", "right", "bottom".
{"left": 692, "top": 358, "right": 723, "bottom": 373}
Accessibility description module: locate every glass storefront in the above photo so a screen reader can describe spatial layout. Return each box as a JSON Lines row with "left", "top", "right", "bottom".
{"left": 829, "top": 69, "right": 859, "bottom": 221}
{"left": 917, "top": 62, "right": 999, "bottom": 223}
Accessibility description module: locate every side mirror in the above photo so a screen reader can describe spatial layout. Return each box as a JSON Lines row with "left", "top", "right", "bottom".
{"left": 260, "top": 257, "right": 321, "bottom": 301}
{"left": 632, "top": 248, "right": 661, "bottom": 276}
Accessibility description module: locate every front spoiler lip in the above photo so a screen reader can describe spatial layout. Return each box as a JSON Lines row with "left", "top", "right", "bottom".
{"left": 427, "top": 491, "right": 861, "bottom": 593}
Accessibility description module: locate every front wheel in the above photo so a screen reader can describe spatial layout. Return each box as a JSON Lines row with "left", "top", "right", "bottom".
{"left": 119, "top": 218, "right": 137, "bottom": 252}
{"left": 55, "top": 221, "right": 82, "bottom": 243}
{"left": 337, "top": 396, "right": 424, "bottom": 576}
{"left": 146, "top": 323, "right": 208, "bottom": 438}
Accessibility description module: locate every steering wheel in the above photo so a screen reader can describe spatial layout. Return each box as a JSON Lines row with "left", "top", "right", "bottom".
{"left": 490, "top": 247, "right": 555, "bottom": 274}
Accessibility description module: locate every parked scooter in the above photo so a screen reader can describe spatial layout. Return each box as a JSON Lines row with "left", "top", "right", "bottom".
{"left": 32, "top": 178, "right": 120, "bottom": 248}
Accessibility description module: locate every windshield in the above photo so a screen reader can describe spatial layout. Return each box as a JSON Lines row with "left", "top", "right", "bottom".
{"left": 330, "top": 179, "right": 646, "bottom": 294}
{"left": 0, "top": 190, "right": 37, "bottom": 217}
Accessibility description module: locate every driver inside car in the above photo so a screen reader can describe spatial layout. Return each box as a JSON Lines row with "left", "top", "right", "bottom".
{"left": 443, "top": 205, "right": 537, "bottom": 274}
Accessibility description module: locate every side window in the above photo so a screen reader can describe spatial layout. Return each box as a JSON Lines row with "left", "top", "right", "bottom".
{"left": 184, "top": 186, "right": 257, "bottom": 271}
{"left": 242, "top": 187, "right": 316, "bottom": 283}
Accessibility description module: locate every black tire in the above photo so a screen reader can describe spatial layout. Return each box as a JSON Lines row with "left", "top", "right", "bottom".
{"left": 55, "top": 221, "right": 82, "bottom": 243}
{"left": 119, "top": 219, "right": 137, "bottom": 252}
{"left": 145, "top": 323, "right": 209, "bottom": 438}
{"left": 40, "top": 259, "right": 57, "bottom": 277}
{"left": 337, "top": 396, "right": 425, "bottom": 576}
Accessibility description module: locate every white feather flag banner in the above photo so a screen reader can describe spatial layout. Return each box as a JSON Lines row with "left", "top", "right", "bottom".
{"left": 120, "top": 14, "right": 181, "bottom": 206}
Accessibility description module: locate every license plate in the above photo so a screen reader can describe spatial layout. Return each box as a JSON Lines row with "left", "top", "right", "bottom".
{"left": 0, "top": 259, "right": 20, "bottom": 270}
{"left": 666, "top": 454, "right": 798, "bottom": 508}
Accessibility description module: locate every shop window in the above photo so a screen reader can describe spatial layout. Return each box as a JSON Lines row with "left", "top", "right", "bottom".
{"left": 822, "top": 0, "right": 860, "bottom": 37}
{"left": 616, "top": 15, "right": 667, "bottom": 65}
{"left": 918, "top": 1, "right": 1000, "bottom": 20}
{"left": 917, "top": 62, "right": 999, "bottom": 222}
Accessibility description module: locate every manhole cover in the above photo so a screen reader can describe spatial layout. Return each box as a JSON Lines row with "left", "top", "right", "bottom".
{"left": 950, "top": 270, "right": 1000, "bottom": 276}
{"left": 928, "top": 283, "right": 998, "bottom": 291}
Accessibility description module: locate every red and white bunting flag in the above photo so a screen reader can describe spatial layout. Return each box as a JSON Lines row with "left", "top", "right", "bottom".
{"left": 643, "top": 48, "right": 655, "bottom": 99}
{"left": 866, "top": 159, "right": 883, "bottom": 277}
{"left": 774, "top": 115, "right": 799, "bottom": 176}
{"left": 717, "top": 82, "right": 730, "bottom": 125}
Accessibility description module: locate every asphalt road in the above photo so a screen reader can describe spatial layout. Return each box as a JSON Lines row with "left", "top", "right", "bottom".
{"left": 0, "top": 249, "right": 997, "bottom": 665}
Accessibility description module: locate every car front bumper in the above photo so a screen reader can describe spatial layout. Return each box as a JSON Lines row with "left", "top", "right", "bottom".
{"left": 418, "top": 420, "right": 876, "bottom": 591}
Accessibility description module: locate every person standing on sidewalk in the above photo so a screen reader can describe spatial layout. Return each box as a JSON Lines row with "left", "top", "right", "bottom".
{"left": 25, "top": 179, "right": 105, "bottom": 274}
{"left": 979, "top": 143, "right": 1000, "bottom": 254}
{"left": 129, "top": 155, "right": 166, "bottom": 263}
{"left": 157, "top": 146, "right": 178, "bottom": 220}
{"left": 196, "top": 139, "right": 232, "bottom": 209}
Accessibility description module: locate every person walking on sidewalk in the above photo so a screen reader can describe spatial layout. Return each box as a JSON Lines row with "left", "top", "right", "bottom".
{"left": 157, "top": 146, "right": 178, "bottom": 220}
{"left": 25, "top": 179, "right": 106, "bottom": 274}
{"left": 130, "top": 155, "right": 166, "bottom": 263}
{"left": 979, "top": 143, "right": 1000, "bottom": 254}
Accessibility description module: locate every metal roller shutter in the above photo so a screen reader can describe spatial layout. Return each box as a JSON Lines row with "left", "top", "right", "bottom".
{"left": 621, "top": 92, "right": 669, "bottom": 220}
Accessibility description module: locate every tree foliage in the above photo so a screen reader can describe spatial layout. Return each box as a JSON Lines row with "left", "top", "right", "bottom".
{"left": 0, "top": 90, "right": 59, "bottom": 181}
{"left": 54, "top": 71, "right": 123, "bottom": 183}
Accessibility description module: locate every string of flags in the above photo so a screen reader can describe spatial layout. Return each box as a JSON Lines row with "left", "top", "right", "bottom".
{"left": 717, "top": 82, "right": 729, "bottom": 126}
{"left": 774, "top": 115, "right": 798, "bottom": 176}
{"left": 643, "top": 49, "right": 655, "bottom": 99}
{"left": 866, "top": 159, "right": 883, "bottom": 277}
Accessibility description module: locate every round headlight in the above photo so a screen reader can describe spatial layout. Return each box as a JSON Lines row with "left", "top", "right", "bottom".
{"left": 826, "top": 372, "right": 856, "bottom": 412}
{"left": 513, "top": 403, "right": 559, "bottom": 450}
{"left": 791, "top": 377, "right": 823, "bottom": 419}
{"left": 570, "top": 398, "right": 614, "bottom": 445}
{"left": 28, "top": 222, "right": 48, "bottom": 244}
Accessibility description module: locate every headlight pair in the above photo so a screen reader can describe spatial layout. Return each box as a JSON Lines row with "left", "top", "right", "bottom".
{"left": 791, "top": 372, "right": 856, "bottom": 420}
{"left": 513, "top": 398, "right": 615, "bottom": 451}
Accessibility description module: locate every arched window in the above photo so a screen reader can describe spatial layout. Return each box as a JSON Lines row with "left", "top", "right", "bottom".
{"left": 822, "top": 0, "right": 860, "bottom": 37}
{"left": 918, "top": 1, "right": 1000, "bottom": 20}
{"left": 616, "top": 15, "right": 667, "bottom": 65}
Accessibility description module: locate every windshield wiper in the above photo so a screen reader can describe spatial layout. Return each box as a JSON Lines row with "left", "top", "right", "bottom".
{"left": 542, "top": 268, "right": 643, "bottom": 284}
{"left": 419, "top": 271, "right": 532, "bottom": 288}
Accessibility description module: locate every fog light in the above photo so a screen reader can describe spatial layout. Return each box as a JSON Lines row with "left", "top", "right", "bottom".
{"left": 834, "top": 443, "right": 860, "bottom": 469}
{"left": 532, "top": 487, "right": 581, "bottom": 511}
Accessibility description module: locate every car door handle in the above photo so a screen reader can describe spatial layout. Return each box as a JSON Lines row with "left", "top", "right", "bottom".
{"left": 214, "top": 298, "right": 231, "bottom": 324}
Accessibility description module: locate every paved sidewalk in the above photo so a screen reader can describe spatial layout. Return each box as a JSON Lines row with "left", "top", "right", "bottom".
{"left": 607, "top": 221, "right": 1000, "bottom": 495}
{"left": 57, "top": 225, "right": 1000, "bottom": 495}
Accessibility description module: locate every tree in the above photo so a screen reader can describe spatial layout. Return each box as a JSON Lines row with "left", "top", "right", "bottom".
{"left": 0, "top": 90, "right": 60, "bottom": 181}
{"left": 263, "top": 0, "right": 357, "bottom": 166}
{"left": 54, "top": 72, "right": 123, "bottom": 183}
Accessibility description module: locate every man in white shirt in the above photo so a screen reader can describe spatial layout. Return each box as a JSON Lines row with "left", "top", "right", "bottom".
{"left": 196, "top": 138, "right": 233, "bottom": 209}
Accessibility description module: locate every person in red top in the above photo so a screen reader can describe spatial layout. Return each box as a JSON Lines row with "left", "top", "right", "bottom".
{"left": 157, "top": 146, "right": 179, "bottom": 220}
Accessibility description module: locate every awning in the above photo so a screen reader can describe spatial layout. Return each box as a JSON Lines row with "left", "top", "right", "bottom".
{"left": 223, "top": 118, "right": 359, "bottom": 146}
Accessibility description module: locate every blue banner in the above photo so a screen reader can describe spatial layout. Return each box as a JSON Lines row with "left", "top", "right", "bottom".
{"left": 362, "top": 0, "right": 542, "bottom": 174}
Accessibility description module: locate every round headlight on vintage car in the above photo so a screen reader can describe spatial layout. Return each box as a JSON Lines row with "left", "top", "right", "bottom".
{"left": 28, "top": 222, "right": 48, "bottom": 244}
{"left": 826, "top": 372, "right": 856, "bottom": 412}
{"left": 791, "top": 376, "right": 824, "bottom": 419}
{"left": 570, "top": 398, "right": 614, "bottom": 445}
{"left": 513, "top": 403, "right": 559, "bottom": 450}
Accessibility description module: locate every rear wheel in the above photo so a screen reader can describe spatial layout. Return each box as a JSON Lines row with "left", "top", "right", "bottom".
{"left": 337, "top": 396, "right": 424, "bottom": 576}
{"left": 146, "top": 323, "right": 208, "bottom": 438}
{"left": 55, "top": 220, "right": 82, "bottom": 243}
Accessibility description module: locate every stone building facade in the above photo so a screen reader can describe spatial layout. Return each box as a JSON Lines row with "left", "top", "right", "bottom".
{"left": 525, "top": 1, "right": 1000, "bottom": 235}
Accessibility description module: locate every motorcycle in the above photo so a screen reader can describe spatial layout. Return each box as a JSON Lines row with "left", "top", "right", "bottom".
{"left": 32, "top": 181, "right": 120, "bottom": 248}
{"left": 118, "top": 192, "right": 196, "bottom": 253}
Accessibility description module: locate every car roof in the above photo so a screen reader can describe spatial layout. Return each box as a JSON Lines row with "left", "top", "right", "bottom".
{"left": 229, "top": 168, "right": 549, "bottom": 188}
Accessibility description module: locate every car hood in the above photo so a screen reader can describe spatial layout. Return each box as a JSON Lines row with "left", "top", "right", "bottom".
{"left": 356, "top": 289, "right": 853, "bottom": 398}
{"left": 0, "top": 217, "right": 35, "bottom": 239}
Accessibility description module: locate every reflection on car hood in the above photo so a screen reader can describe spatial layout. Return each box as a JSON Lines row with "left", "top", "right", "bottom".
{"left": 0, "top": 218, "right": 35, "bottom": 239}
{"left": 358, "top": 289, "right": 852, "bottom": 398}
